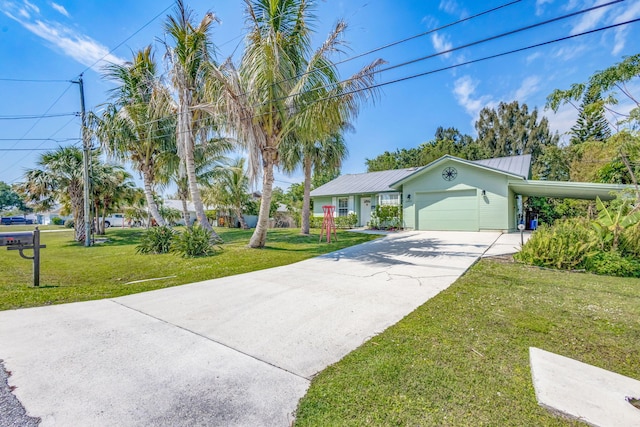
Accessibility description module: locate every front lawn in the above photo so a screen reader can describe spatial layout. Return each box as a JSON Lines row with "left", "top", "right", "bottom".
{"left": 295, "top": 258, "right": 640, "bottom": 426}
{"left": 0, "top": 227, "right": 379, "bottom": 311}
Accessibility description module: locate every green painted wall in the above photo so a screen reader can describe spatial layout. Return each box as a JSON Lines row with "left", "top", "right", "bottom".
{"left": 312, "top": 197, "right": 332, "bottom": 216}
{"left": 402, "top": 159, "right": 512, "bottom": 231}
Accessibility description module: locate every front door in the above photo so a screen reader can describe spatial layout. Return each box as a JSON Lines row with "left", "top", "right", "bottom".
{"left": 360, "top": 197, "right": 372, "bottom": 227}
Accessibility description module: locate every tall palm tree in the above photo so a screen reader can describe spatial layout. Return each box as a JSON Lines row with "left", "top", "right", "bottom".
{"left": 95, "top": 46, "right": 175, "bottom": 227}
{"left": 282, "top": 133, "right": 348, "bottom": 235}
{"left": 20, "top": 146, "right": 87, "bottom": 242}
{"left": 210, "top": 0, "right": 383, "bottom": 248}
{"left": 164, "top": 0, "right": 223, "bottom": 241}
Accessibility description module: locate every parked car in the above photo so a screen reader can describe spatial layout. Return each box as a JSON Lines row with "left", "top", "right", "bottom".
{"left": 0, "top": 216, "right": 32, "bottom": 225}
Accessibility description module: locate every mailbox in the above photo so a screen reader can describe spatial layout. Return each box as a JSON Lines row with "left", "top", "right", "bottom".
{"left": 0, "top": 232, "right": 34, "bottom": 247}
{"left": 0, "top": 228, "right": 45, "bottom": 287}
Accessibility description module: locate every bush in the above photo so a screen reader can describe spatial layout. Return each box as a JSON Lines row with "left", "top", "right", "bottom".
{"left": 309, "top": 216, "right": 323, "bottom": 229}
{"left": 369, "top": 205, "right": 402, "bottom": 230}
{"left": 514, "top": 218, "right": 598, "bottom": 270}
{"left": 585, "top": 251, "right": 640, "bottom": 277}
{"left": 64, "top": 219, "right": 74, "bottom": 229}
{"left": 620, "top": 222, "right": 640, "bottom": 257}
{"left": 172, "top": 225, "right": 216, "bottom": 258}
{"left": 136, "top": 226, "right": 176, "bottom": 255}
{"left": 51, "top": 217, "right": 64, "bottom": 226}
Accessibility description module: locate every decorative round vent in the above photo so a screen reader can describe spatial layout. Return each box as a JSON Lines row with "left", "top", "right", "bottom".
{"left": 442, "top": 167, "right": 457, "bottom": 181}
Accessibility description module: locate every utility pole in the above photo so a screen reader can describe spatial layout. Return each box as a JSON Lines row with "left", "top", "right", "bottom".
{"left": 72, "top": 74, "right": 91, "bottom": 247}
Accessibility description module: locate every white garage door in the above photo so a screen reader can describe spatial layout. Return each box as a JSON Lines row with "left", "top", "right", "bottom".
{"left": 416, "top": 190, "right": 478, "bottom": 231}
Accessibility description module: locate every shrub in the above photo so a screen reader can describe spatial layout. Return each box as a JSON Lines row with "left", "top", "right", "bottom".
{"left": 514, "top": 218, "right": 598, "bottom": 270}
{"left": 309, "top": 216, "right": 323, "bottom": 229}
{"left": 51, "top": 217, "right": 64, "bottom": 226}
{"left": 620, "top": 222, "right": 640, "bottom": 257}
{"left": 370, "top": 205, "right": 402, "bottom": 230}
{"left": 64, "top": 219, "right": 74, "bottom": 229}
{"left": 585, "top": 251, "right": 640, "bottom": 277}
{"left": 172, "top": 225, "right": 216, "bottom": 258}
{"left": 136, "top": 226, "right": 176, "bottom": 255}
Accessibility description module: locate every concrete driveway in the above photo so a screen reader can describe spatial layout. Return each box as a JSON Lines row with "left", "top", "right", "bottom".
{"left": 0, "top": 231, "right": 507, "bottom": 426}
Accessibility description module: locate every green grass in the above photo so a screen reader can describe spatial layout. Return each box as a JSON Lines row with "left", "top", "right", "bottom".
{"left": 295, "top": 258, "right": 640, "bottom": 426}
{"left": 0, "top": 227, "right": 378, "bottom": 311}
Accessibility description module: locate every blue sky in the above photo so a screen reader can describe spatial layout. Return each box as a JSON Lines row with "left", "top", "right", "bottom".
{"left": 1, "top": 0, "right": 639, "bottom": 192}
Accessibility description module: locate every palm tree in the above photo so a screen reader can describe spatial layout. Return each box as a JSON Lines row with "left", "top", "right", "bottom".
{"left": 282, "top": 133, "right": 348, "bottom": 235}
{"left": 91, "top": 164, "right": 136, "bottom": 234}
{"left": 20, "top": 146, "right": 86, "bottom": 242}
{"left": 209, "top": 0, "right": 383, "bottom": 248}
{"left": 157, "top": 138, "right": 232, "bottom": 227}
{"left": 95, "top": 46, "right": 175, "bottom": 227}
{"left": 203, "top": 157, "right": 251, "bottom": 229}
{"left": 164, "top": 0, "right": 223, "bottom": 241}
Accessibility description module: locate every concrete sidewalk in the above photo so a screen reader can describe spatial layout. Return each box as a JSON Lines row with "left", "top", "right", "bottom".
{"left": 0, "top": 231, "right": 504, "bottom": 426}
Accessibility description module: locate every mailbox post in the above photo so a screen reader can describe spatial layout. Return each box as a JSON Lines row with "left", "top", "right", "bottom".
{"left": 0, "top": 228, "right": 46, "bottom": 287}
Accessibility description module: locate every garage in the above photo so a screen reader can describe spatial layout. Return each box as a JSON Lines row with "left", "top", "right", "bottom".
{"left": 415, "top": 189, "right": 478, "bottom": 231}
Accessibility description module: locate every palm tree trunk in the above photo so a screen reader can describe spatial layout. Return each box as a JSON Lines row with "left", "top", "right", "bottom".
{"left": 300, "top": 155, "right": 312, "bottom": 235}
{"left": 71, "top": 185, "right": 85, "bottom": 242}
{"left": 141, "top": 168, "right": 166, "bottom": 227}
{"left": 178, "top": 89, "right": 222, "bottom": 241}
{"left": 235, "top": 206, "right": 249, "bottom": 229}
{"left": 248, "top": 156, "right": 275, "bottom": 248}
{"left": 180, "top": 196, "right": 190, "bottom": 227}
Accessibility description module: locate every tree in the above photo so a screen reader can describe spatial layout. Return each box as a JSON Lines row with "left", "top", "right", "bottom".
{"left": 20, "top": 146, "right": 87, "bottom": 241}
{"left": 164, "top": 0, "right": 223, "bottom": 242}
{"left": 547, "top": 53, "right": 640, "bottom": 131}
{"left": 475, "top": 101, "right": 559, "bottom": 165}
{"left": 96, "top": 46, "right": 174, "bottom": 227}
{"left": 209, "top": 157, "right": 251, "bottom": 229}
{"left": 210, "top": 0, "right": 383, "bottom": 248}
{"left": 282, "top": 133, "right": 348, "bottom": 235}
{"left": 569, "top": 86, "right": 611, "bottom": 145}
{"left": 0, "top": 181, "right": 26, "bottom": 212}
{"left": 91, "top": 164, "right": 137, "bottom": 234}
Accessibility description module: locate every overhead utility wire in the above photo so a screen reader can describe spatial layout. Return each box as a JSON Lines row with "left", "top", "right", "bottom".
{"left": 317, "top": 19, "right": 640, "bottom": 105}
{"left": 0, "top": 113, "right": 78, "bottom": 120}
{"left": 111, "top": 17, "right": 640, "bottom": 147}
{"left": 271, "top": 0, "right": 625, "bottom": 104}
{"left": 280, "top": 0, "right": 523, "bottom": 84}
{"left": 80, "top": 2, "right": 174, "bottom": 73}
{"left": 0, "top": 78, "right": 71, "bottom": 83}
{"left": 113, "top": 0, "right": 623, "bottom": 132}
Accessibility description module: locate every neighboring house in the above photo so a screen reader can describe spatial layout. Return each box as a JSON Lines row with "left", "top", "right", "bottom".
{"left": 311, "top": 154, "right": 630, "bottom": 232}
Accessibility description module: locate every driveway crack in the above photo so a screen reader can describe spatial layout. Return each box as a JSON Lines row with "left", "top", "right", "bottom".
{"left": 109, "top": 300, "right": 312, "bottom": 383}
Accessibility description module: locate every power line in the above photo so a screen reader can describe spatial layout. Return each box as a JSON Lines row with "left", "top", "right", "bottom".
{"left": 281, "top": 0, "right": 524, "bottom": 85}
{"left": 0, "top": 113, "right": 78, "bottom": 120}
{"left": 80, "top": 2, "right": 174, "bottom": 73}
{"left": 0, "top": 138, "right": 80, "bottom": 142}
{"left": 270, "top": 0, "right": 625, "bottom": 105}
{"left": 0, "top": 78, "right": 71, "bottom": 83}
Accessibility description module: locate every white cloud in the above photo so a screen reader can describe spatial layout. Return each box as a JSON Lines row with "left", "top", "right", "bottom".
{"left": 439, "top": 0, "right": 459, "bottom": 15}
{"left": 453, "top": 76, "right": 495, "bottom": 121}
{"left": 50, "top": 2, "right": 69, "bottom": 18}
{"left": 535, "top": 0, "right": 554, "bottom": 16}
{"left": 553, "top": 43, "right": 588, "bottom": 61}
{"left": 1, "top": 1, "right": 124, "bottom": 69}
{"left": 525, "top": 52, "right": 542, "bottom": 64}
{"left": 513, "top": 76, "right": 541, "bottom": 102}
{"left": 431, "top": 33, "right": 453, "bottom": 58}
{"left": 570, "top": 0, "right": 610, "bottom": 35}
{"left": 610, "top": 1, "right": 640, "bottom": 55}
{"left": 546, "top": 103, "right": 578, "bottom": 138}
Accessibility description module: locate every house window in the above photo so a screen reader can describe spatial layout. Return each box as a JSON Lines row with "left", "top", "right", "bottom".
{"left": 338, "top": 197, "right": 349, "bottom": 217}
{"left": 379, "top": 193, "right": 400, "bottom": 206}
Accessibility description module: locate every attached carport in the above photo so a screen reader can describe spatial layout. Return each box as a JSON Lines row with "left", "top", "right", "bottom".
{"left": 509, "top": 180, "right": 632, "bottom": 200}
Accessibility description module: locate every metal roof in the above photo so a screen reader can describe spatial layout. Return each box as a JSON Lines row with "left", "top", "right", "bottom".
{"left": 473, "top": 154, "right": 531, "bottom": 178}
{"left": 310, "top": 167, "right": 418, "bottom": 197}
{"left": 508, "top": 180, "right": 630, "bottom": 200}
